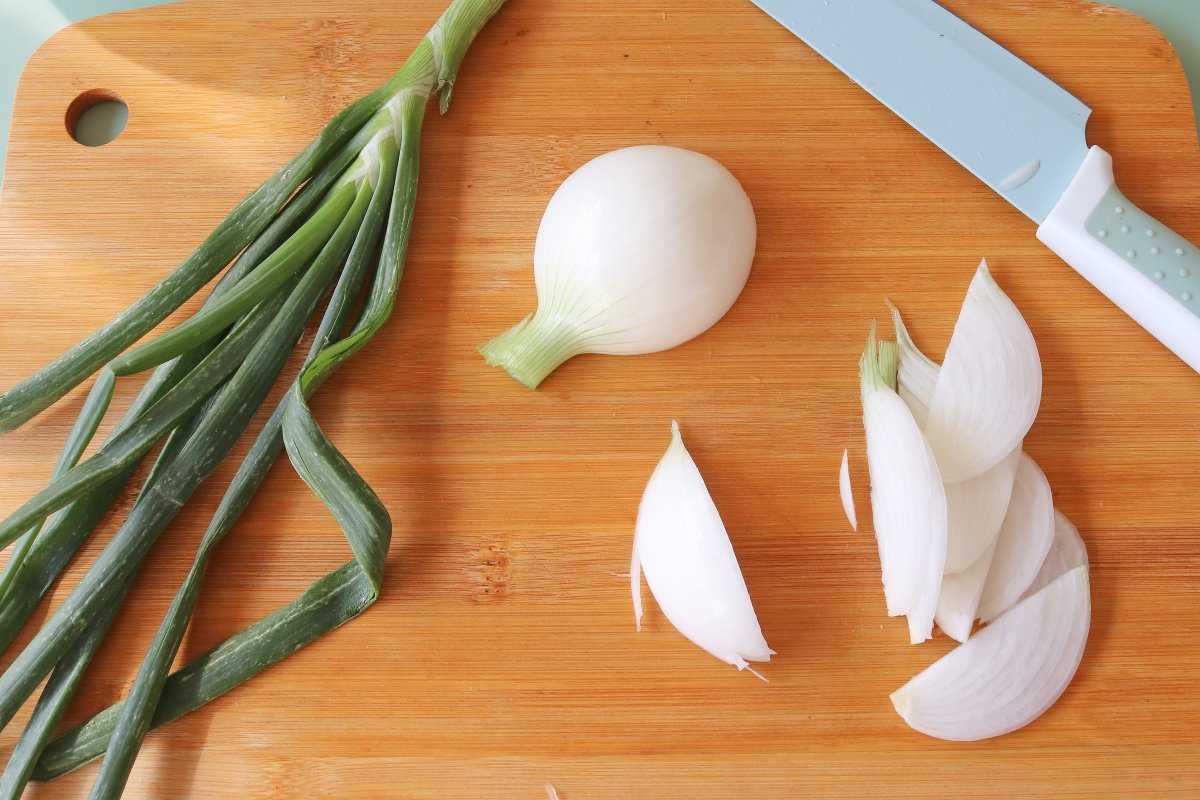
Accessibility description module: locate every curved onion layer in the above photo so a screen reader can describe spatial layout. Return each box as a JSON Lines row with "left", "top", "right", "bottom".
{"left": 943, "top": 447, "right": 1020, "bottom": 573}
{"left": 922, "top": 261, "right": 1042, "bottom": 483}
{"left": 860, "top": 328, "right": 945, "bottom": 643}
{"left": 891, "top": 565, "right": 1090, "bottom": 741}
{"left": 631, "top": 421, "right": 773, "bottom": 671}
{"left": 933, "top": 539, "right": 996, "bottom": 643}
{"left": 890, "top": 304, "right": 1018, "bottom": 573}
{"left": 1020, "top": 510, "right": 1088, "bottom": 603}
{"left": 938, "top": 505, "right": 1086, "bottom": 645}
{"left": 976, "top": 453, "right": 1056, "bottom": 622}
{"left": 890, "top": 302, "right": 938, "bottom": 430}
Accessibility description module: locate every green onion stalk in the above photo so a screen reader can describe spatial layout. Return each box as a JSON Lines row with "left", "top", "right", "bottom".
{"left": 0, "top": 0, "right": 508, "bottom": 796}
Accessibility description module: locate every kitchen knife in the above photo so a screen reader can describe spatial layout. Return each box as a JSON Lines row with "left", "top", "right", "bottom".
{"left": 749, "top": 0, "right": 1200, "bottom": 374}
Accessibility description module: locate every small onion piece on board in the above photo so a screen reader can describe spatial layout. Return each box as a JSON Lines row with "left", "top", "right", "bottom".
{"left": 891, "top": 565, "right": 1090, "bottom": 741}
{"left": 631, "top": 421, "right": 773, "bottom": 672}
{"left": 840, "top": 449, "right": 858, "bottom": 531}
{"left": 860, "top": 327, "right": 946, "bottom": 643}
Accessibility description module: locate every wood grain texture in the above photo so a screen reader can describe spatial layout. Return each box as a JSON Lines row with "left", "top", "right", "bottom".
{"left": 0, "top": 0, "right": 1198, "bottom": 797}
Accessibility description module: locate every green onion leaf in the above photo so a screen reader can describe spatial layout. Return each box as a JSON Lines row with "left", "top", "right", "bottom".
{"left": 0, "top": 2, "right": 510, "bottom": 793}
{"left": 0, "top": 88, "right": 392, "bottom": 433}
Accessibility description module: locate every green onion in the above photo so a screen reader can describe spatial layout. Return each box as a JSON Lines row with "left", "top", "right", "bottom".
{"left": 0, "top": 404, "right": 211, "bottom": 799}
{"left": 0, "top": 367, "right": 113, "bottom": 608}
{"left": 0, "top": 91, "right": 380, "bottom": 435}
{"left": 0, "top": 151, "right": 343, "bottom": 656}
{"left": 0, "top": 1, "right": 509, "bottom": 796}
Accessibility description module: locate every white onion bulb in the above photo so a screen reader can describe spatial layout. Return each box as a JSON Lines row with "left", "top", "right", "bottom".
{"left": 480, "top": 145, "right": 756, "bottom": 387}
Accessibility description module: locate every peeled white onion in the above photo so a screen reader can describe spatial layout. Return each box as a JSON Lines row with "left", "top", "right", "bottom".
{"left": 480, "top": 145, "right": 756, "bottom": 388}
{"left": 630, "top": 421, "right": 773, "bottom": 672}
{"left": 892, "top": 565, "right": 1090, "bottom": 741}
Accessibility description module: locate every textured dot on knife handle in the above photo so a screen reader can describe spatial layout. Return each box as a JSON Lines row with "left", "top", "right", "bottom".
{"left": 1086, "top": 185, "right": 1200, "bottom": 309}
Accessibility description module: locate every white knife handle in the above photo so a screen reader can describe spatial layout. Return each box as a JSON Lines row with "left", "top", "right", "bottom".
{"left": 1037, "top": 145, "right": 1200, "bottom": 374}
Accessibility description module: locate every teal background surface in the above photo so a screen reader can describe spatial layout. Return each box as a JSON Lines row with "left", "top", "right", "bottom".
{"left": 0, "top": 0, "right": 1197, "bottom": 193}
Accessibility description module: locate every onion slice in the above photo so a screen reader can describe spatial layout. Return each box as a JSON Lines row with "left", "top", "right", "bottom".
{"left": 922, "top": 261, "right": 1042, "bottom": 483}
{"left": 860, "top": 327, "right": 946, "bottom": 643}
{"left": 976, "top": 453, "right": 1056, "bottom": 622}
{"left": 890, "top": 301, "right": 938, "bottom": 430}
{"left": 933, "top": 539, "right": 996, "bottom": 643}
{"left": 943, "top": 447, "right": 1020, "bottom": 573}
{"left": 890, "top": 303, "right": 1018, "bottom": 573}
{"left": 630, "top": 421, "right": 773, "bottom": 671}
{"left": 839, "top": 449, "right": 857, "bottom": 531}
{"left": 1020, "top": 510, "right": 1088, "bottom": 603}
{"left": 891, "top": 565, "right": 1090, "bottom": 741}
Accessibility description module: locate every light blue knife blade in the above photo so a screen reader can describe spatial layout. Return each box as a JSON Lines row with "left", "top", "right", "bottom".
{"left": 749, "top": 0, "right": 1200, "bottom": 375}
{"left": 749, "top": 0, "right": 1089, "bottom": 223}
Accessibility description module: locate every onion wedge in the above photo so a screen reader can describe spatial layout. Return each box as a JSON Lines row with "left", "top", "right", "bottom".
{"left": 631, "top": 421, "right": 773, "bottom": 671}
{"left": 839, "top": 449, "right": 858, "bottom": 531}
{"left": 860, "top": 327, "right": 946, "bottom": 643}
{"left": 922, "top": 261, "right": 1042, "bottom": 483}
{"left": 891, "top": 565, "right": 1090, "bottom": 741}
{"left": 1020, "top": 510, "right": 1088, "bottom": 603}
{"left": 976, "top": 453, "right": 1056, "bottom": 622}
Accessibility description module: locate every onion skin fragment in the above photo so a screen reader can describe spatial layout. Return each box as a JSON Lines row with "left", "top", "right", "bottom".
{"left": 839, "top": 449, "right": 858, "bottom": 531}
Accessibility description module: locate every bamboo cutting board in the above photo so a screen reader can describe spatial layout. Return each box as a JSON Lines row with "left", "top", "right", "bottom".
{"left": 0, "top": 1, "right": 1198, "bottom": 797}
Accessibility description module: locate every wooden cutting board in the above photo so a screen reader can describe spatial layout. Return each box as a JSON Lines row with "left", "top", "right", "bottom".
{"left": 0, "top": 1, "right": 1198, "bottom": 797}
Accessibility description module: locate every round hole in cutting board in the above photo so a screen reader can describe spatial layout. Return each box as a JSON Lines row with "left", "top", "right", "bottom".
{"left": 65, "top": 89, "right": 128, "bottom": 147}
